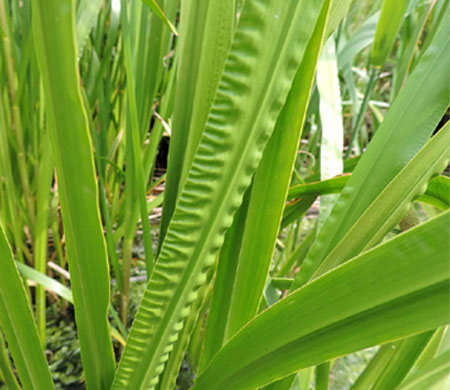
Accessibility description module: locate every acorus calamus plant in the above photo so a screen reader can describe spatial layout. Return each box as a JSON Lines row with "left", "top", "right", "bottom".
{"left": 0, "top": 0, "right": 449, "bottom": 389}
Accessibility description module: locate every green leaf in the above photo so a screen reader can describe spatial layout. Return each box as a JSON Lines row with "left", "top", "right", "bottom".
{"left": 31, "top": 0, "right": 115, "bottom": 388}
{"left": 338, "top": 12, "right": 379, "bottom": 69}
{"left": 75, "top": 0, "right": 104, "bottom": 57}
{"left": 396, "top": 350, "right": 450, "bottom": 390}
{"left": 316, "top": 34, "right": 344, "bottom": 229}
{"left": 134, "top": 0, "right": 178, "bottom": 137}
{"left": 314, "top": 121, "right": 450, "bottom": 277}
{"left": 371, "top": 0, "right": 410, "bottom": 67}
{"left": 194, "top": 212, "right": 450, "bottom": 390}
{"left": 178, "top": 0, "right": 236, "bottom": 189}
{"left": 225, "top": 0, "right": 331, "bottom": 339}
{"left": 316, "top": 362, "right": 331, "bottom": 390}
{"left": 120, "top": 0, "right": 155, "bottom": 287}
{"left": 305, "top": 156, "right": 361, "bottom": 183}
{"left": 417, "top": 175, "right": 450, "bottom": 210}
{"left": 112, "top": 1, "right": 329, "bottom": 388}
{"left": 159, "top": 0, "right": 234, "bottom": 247}
{"left": 198, "top": 187, "right": 252, "bottom": 370}
{"left": 141, "top": 0, "right": 178, "bottom": 36}
{"left": 275, "top": 224, "right": 317, "bottom": 278}
{"left": 326, "top": 0, "right": 353, "bottom": 38}
{"left": 352, "top": 342, "right": 400, "bottom": 390}
{"left": 281, "top": 196, "right": 316, "bottom": 230}
{"left": 292, "top": 14, "right": 450, "bottom": 289}
{"left": 287, "top": 175, "right": 349, "bottom": 200}
{"left": 288, "top": 173, "right": 449, "bottom": 210}
{"left": 413, "top": 326, "right": 448, "bottom": 370}
{"left": 371, "top": 331, "right": 435, "bottom": 389}
{"left": 0, "top": 225, "right": 54, "bottom": 390}
{"left": 158, "top": 269, "right": 213, "bottom": 390}
{"left": 15, "top": 262, "right": 74, "bottom": 304}
{"left": 0, "top": 330, "right": 19, "bottom": 390}
{"left": 34, "top": 132, "right": 54, "bottom": 346}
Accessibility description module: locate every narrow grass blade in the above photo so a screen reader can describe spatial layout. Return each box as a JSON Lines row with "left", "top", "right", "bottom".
{"left": 288, "top": 175, "right": 349, "bottom": 200}
{"left": 391, "top": 1, "right": 435, "bottom": 97}
{"left": 371, "top": 0, "right": 410, "bottom": 67}
{"left": 0, "top": 331, "right": 19, "bottom": 390}
{"left": 316, "top": 362, "right": 331, "bottom": 390}
{"left": 352, "top": 342, "right": 400, "bottom": 390}
{"left": 158, "top": 270, "right": 213, "bottom": 390}
{"left": 141, "top": 0, "right": 178, "bottom": 36}
{"left": 396, "top": 350, "right": 450, "bottom": 390}
{"left": 16, "top": 262, "right": 74, "bottom": 304}
{"left": 281, "top": 196, "right": 316, "bottom": 230}
{"left": 288, "top": 174, "right": 449, "bottom": 210}
{"left": 120, "top": 0, "right": 154, "bottom": 286}
{"left": 31, "top": 0, "right": 115, "bottom": 388}
{"left": 371, "top": 331, "right": 435, "bottom": 390}
{"left": 275, "top": 225, "right": 317, "bottom": 278}
{"left": 338, "top": 12, "right": 379, "bottom": 69}
{"left": 135, "top": 0, "right": 178, "bottom": 138}
{"left": 316, "top": 34, "right": 344, "bottom": 229}
{"left": 0, "top": 225, "right": 54, "bottom": 390}
{"left": 413, "top": 327, "right": 448, "bottom": 370}
{"left": 34, "top": 132, "right": 54, "bottom": 346}
{"left": 0, "top": 0, "right": 34, "bottom": 227}
{"left": 194, "top": 212, "right": 450, "bottom": 390}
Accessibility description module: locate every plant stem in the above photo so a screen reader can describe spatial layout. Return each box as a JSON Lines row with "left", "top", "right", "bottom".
{"left": 345, "top": 67, "right": 377, "bottom": 158}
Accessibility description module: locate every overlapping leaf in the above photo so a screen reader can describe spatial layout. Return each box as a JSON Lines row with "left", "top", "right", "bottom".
{"left": 31, "top": 0, "right": 115, "bottom": 388}
{"left": 113, "top": 1, "right": 328, "bottom": 388}
{"left": 195, "top": 212, "right": 450, "bottom": 390}
{"left": 0, "top": 226, "right": 54, "bottom": 390}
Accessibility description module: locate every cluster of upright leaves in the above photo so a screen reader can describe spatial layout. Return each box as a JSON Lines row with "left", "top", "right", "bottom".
{"left": 0, "top": 0, "right": 448, "bottom": 390}
{"left": 116, "top": 1, "right": 450, "bottom": 390}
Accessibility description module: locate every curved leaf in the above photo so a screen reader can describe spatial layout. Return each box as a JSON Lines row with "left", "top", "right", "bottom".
{"left": 338, "top": 12, "right": 379, "bottom": 68}
{"left": 112, "top": 1, "right": 328, "bottom": 388}
{"left": 158, "top": 0, "right": 213, "bottom": 246}
{"left": 288, "top": 173, "right": 449, "bottom": 209}
{"left": 0, "top": 225, "right": 54, "bottom": 390}
{"left": 194, "top": 212, "right": 450, "bottom": 390}
{"left": 15, "top": 262, "right": 74, "bottom": 304}
{"left": 288, "top": 175, "right": 349, "bottom": 200}
{"left": 417, "top": 175, "right": 450, "bottom": 210}
{"left": 314, "top": 121, "right": 450, "bottom": 277}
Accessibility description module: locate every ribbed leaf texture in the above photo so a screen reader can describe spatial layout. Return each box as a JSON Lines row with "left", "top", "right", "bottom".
{"left": 112, "top": 0, "right": 326, "bottom": 388}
